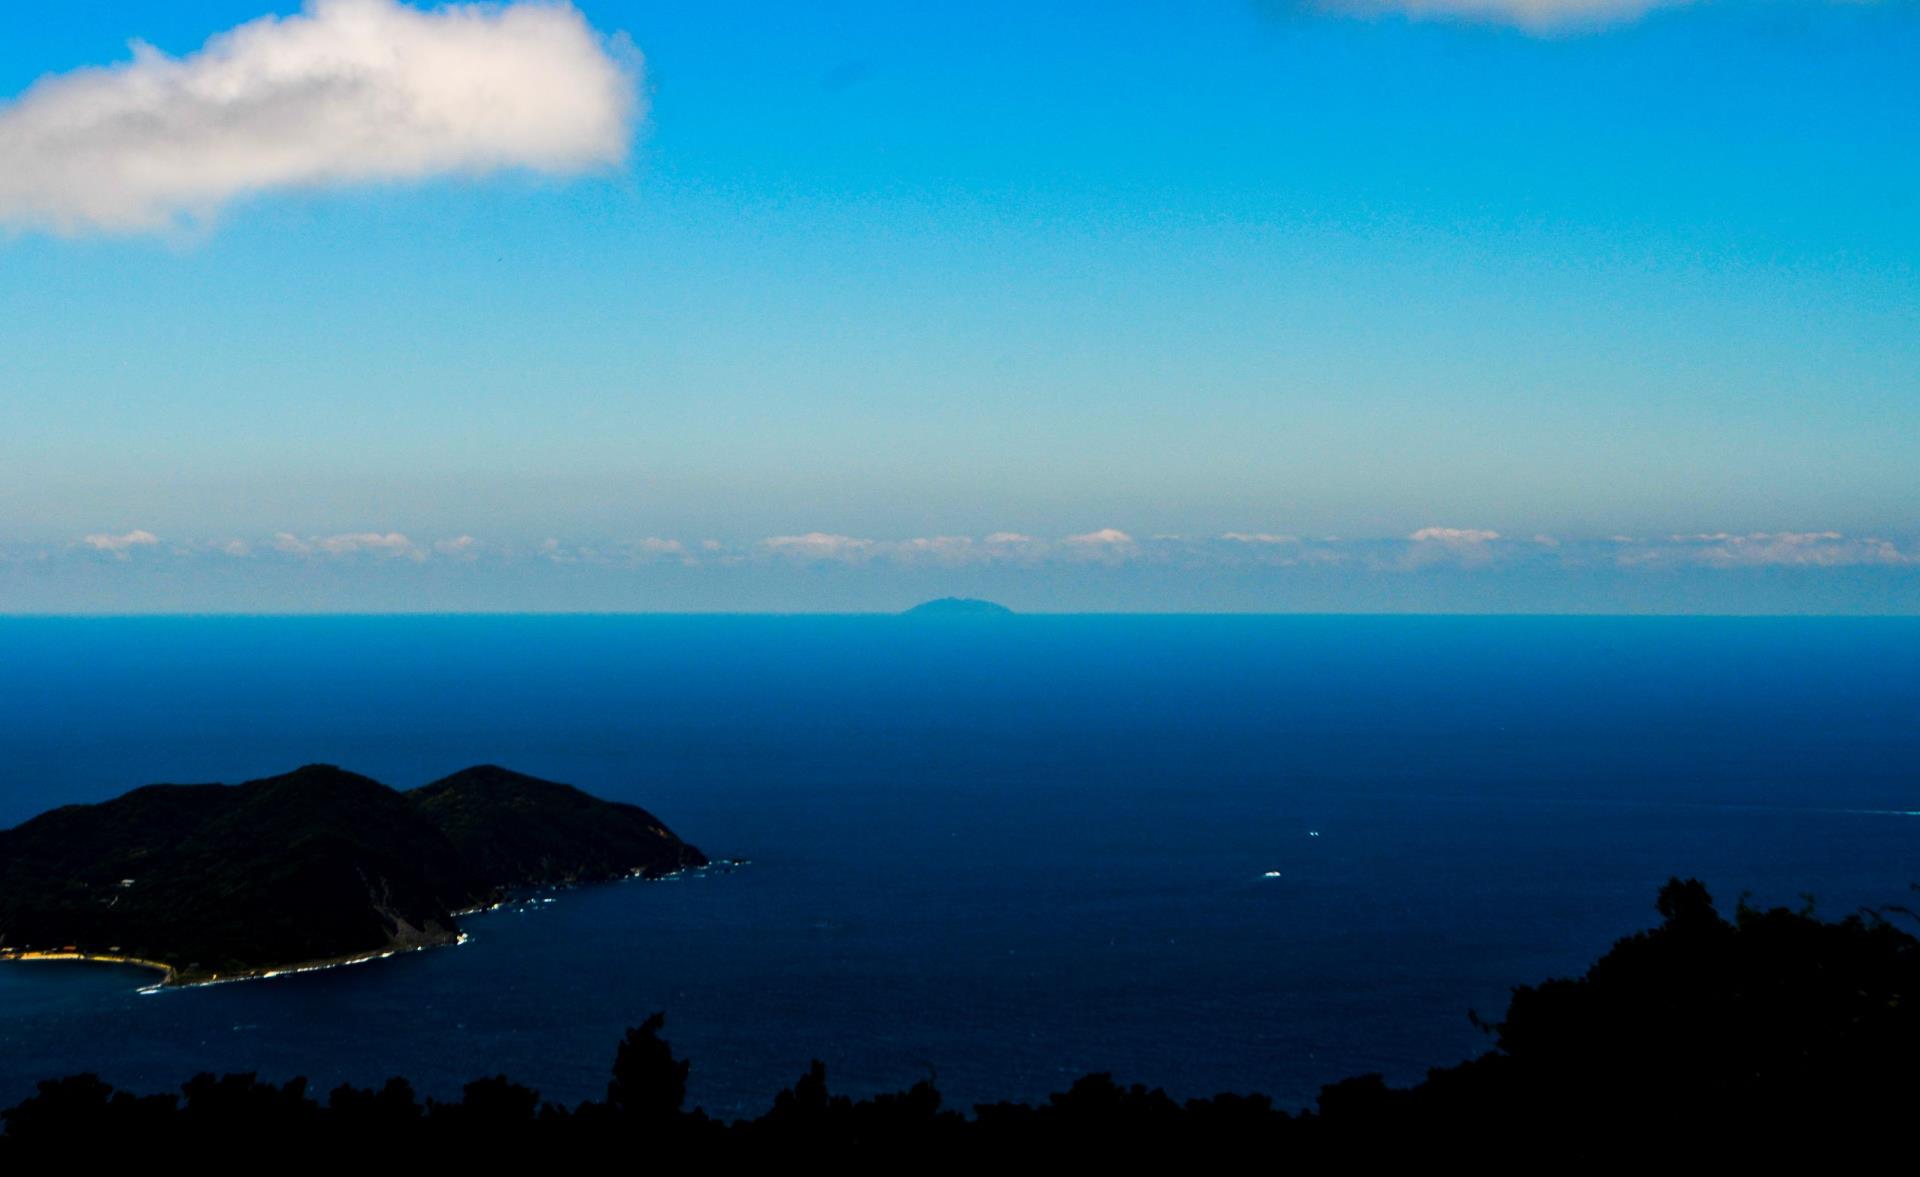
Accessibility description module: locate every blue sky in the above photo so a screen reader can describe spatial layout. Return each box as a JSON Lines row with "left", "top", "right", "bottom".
{"left": 1, "top": 1, "right": 1916, "bottom": 611}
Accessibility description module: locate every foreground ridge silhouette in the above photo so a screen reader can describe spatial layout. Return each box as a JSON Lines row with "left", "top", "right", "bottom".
{"left": 6, "top": 878, "right": 1917, "bottom": 1163}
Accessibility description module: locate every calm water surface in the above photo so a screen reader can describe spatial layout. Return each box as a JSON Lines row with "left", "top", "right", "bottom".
{"left": 1, "top": 615, "right": 1915, "bottom": 1115}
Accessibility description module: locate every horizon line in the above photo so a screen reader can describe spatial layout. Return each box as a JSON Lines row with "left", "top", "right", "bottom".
{"left": 4, "top": 609, "right": 1918, "bottom": 621}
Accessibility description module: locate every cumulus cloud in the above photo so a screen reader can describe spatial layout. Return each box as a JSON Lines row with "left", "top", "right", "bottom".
{"left": 536, "top": 537, "right": 583, "bottom": 564}
{"left": 1313, "top": 0, "right": 1694, "bottom": 33}
{"left": 325, "top": 532, "right": 418, "bottom": 557}
{"left": 1409, "top": 527, "right": 1502, "bottom": 544}
{"left": 79, "top": 529, "right": 160, "bottom": 556}
{"left": 0, "top": 0, "right": 639, "bottom": 235}
{"left": 1315, "top": 0, "right": 1885, "bottom": 34}
{"left": 434, "top": 534, "right": 481, "bottom": 559}
{"left": 890, "top": 536, "right": 981, "bottom": 565}
{"left": 763, "top": 533, "right": 877, "bottom": 561}
{"left": 627, "top": 537, "right": 688, "bottom": 559}
{"left": 1387, "top": 526, "right": 1511, "bottom": 570}
{"left": 1065, "top": 528, "right": 1135, "bottom": 547}
{"left": 525, "top": 536, "right": 687, "bottom": 565}
{"left": 1635, "top": 532, "right": 1918, "bottom": 570}
{"left": 273, "top": 530, "right": 423, "bottom": 558}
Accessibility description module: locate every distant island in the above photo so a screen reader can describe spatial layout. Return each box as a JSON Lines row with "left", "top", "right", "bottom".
{"left": 0, "top": 765, "right": 706, "bottom": 986}
{"left": 902, "top": 597, "right": 1014, "bottom": 617}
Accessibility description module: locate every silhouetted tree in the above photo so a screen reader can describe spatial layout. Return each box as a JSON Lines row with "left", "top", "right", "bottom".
{"left": 606, "top": 1011, "right": 689, "bottom": 1124}
{"left": 6, "top": 877, "right": 1919, "bottom": 1163}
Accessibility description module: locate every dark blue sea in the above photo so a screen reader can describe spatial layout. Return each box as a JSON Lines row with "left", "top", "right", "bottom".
{"left": 1, "top": 616, "right": 1916, "bottom": 1116}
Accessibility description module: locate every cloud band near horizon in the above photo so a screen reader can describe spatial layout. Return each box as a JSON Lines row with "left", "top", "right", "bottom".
{"left": 23, "top": 527, "right": 1918, "bottom": 573}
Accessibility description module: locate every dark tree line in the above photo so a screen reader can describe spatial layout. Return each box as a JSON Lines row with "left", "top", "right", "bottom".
{"left": 7, "top": 878, "right": 1919, "bottom": 1164}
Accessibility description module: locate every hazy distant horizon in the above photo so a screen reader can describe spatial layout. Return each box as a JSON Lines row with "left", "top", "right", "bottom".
{"left": 4, "top": 1, "right": 1915, "bottom": 614}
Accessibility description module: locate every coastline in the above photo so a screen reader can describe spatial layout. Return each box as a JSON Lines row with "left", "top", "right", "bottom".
{"left": 0, "top": 936, "right": 465, "bottom": 992}
{"left": 1, "top": 861, "right": 727, "bottom": 993}
{"left": 0, "top": 936, "right": 470, "bottom": 990}
{"left": 0, "top": 950, "right": 176, "bottom": 984}
{"left": 164, "top": 932, "right": 470, "bottom": 991}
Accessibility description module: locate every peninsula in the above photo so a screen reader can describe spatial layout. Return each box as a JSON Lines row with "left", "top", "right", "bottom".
{"left": 0, "top": 765, "right": 705, "bottom": 986}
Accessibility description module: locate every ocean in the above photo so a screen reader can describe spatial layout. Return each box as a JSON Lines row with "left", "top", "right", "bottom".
{"left": 1, "top": 615, "right": 1915, "bottom": 1116}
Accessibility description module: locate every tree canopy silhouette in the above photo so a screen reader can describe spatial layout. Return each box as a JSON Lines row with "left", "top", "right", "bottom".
{"left": 6, "top": 878, "right": 1916, "bottom": 1163}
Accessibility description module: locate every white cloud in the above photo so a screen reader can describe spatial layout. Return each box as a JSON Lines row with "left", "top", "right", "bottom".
{"left": 80, "top": 529, "right": 160, "bottom": 556}
{"left": 763, "top": 533, "right": 876, "bottom": 561}
{"left": 434, "top": 534, "right": 481, "bottom": 559}
{"left": 890, "top": 536, "right": 980, "bottom": 565}
{"left": 1060, "top": 527, "right": 1137, "bottom": 566}
{"left": 1397, "top": 526, "right": 1505, "bottom": 569}
{"left": 1644, "top": 532, "right": 1918, "bottom": 569}
{"left": 321, "top": 532, "right": 418, "bottom": 557}
{"left": 1324, "top": 1, "right": 1890, "bottom": 35}
{"left": 605, "top": 537, "right": 690, "bottom": 565}
{"left": 536, "top": 537, "right": 580, "bottom": 564}
{"left": 1065, "top": 528, "right": 1135, "bottom": 546}
{"left": 1409, "top": 527, "right": 1501, "bottom": 544}
{"left": 274, "top": 530, "right": 422, "bottom": 558}
{"left": 1220, "top": 532, "right": 1299, "bottom": 545}
{"left": 524, "top": 536, "right": 686, "bottom": 565}
{"left": 1317, "top": 0, "right": 1694, "bottom": 33}
{"left": 0, "top": 0, "right": 639, "bottom": 235}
